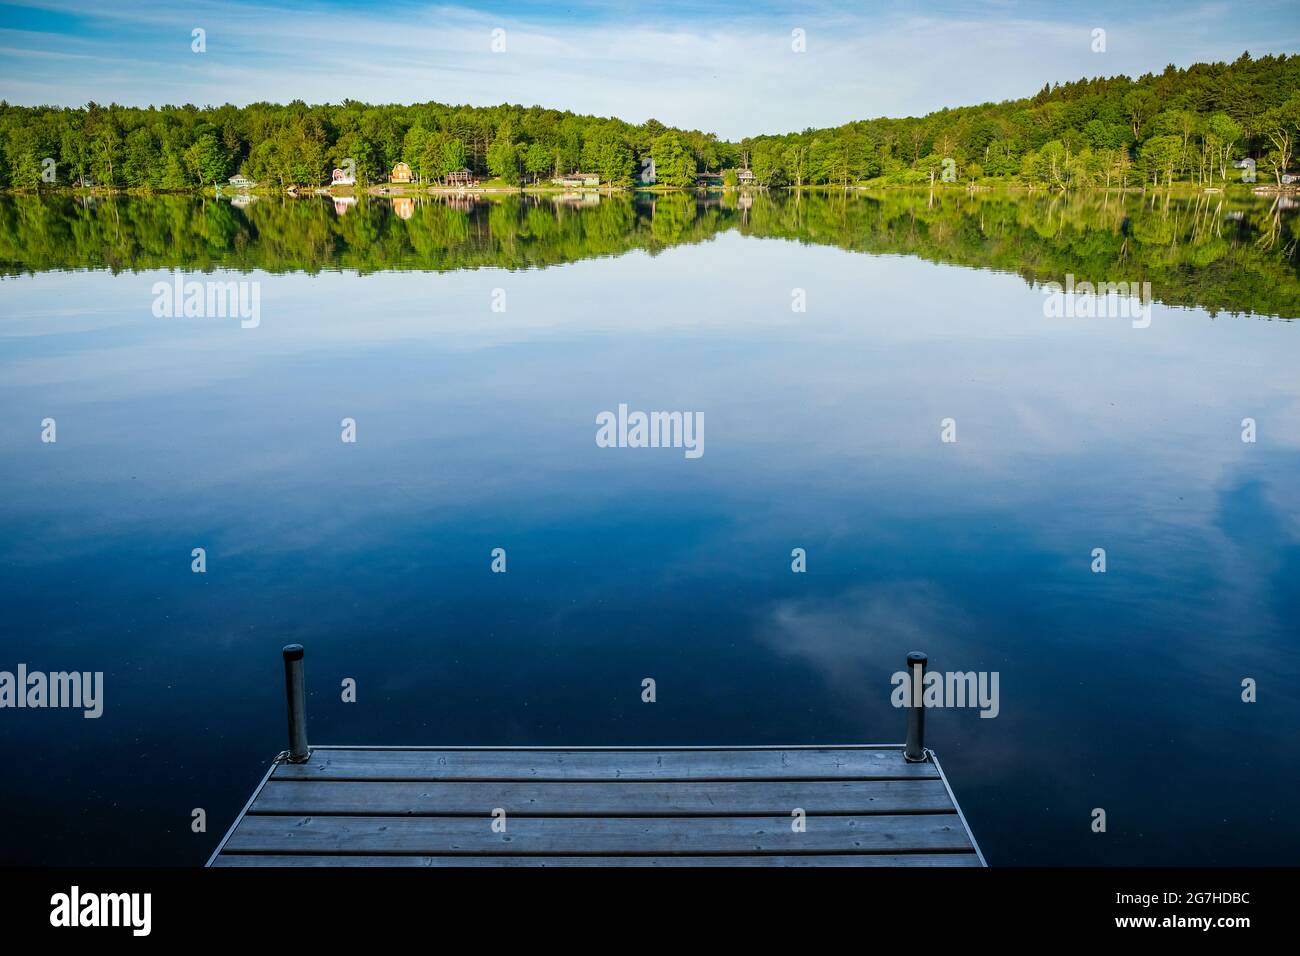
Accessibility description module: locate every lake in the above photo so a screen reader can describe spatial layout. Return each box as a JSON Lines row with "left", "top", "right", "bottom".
{"left": 1, "top": 188, "right": 1297, "bottom": 865}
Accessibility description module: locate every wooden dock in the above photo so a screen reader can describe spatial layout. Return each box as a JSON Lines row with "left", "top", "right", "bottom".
{"left": 208, "top": 649, "right": 984, "bottom": 867}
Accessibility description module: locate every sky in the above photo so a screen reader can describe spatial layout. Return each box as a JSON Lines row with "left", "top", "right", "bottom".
{"left": 0, "top": 0, "right": 1297, "bottom": 138}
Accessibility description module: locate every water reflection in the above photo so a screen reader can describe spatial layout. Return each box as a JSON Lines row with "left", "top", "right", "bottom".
{"left": 0, "top": 190, "right": 1297, "bottom": 867}
{"left": 1, "top": 189, "right": 1296, "bottom": 318}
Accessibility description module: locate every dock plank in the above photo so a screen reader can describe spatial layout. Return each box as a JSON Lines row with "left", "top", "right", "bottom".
{"left": 249, "top": 778, "right": 956, "bottom": 816}
{"left": 223, "top": 812, "right": 973, "bottom": 855}
{"left": 213, "top": 746, "right": 984, "bottom": 866}
{"left": 271, "top": 748, "right": 938, "bottom": 782}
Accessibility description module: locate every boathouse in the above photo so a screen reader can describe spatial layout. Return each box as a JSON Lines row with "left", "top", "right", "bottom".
{"left": 444, "top": 169, "right": 478, "bottom": 188}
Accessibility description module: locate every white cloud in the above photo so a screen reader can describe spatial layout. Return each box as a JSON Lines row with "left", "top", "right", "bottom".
{"left": 3, "top": 1, "right": 1295, "bottom": 136}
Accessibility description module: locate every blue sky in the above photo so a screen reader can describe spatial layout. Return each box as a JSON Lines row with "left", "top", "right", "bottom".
{"left": 0, "top": 1, "right": 1296, "bottom": 137}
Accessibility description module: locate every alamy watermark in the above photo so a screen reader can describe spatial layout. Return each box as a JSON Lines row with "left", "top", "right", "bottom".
{"left": 1042, "top": 274, "right": 1152, "bottom": 328}
{"left": 50, "top": 886, "right": 150, "bottom": 936}
{"left": 1, "top": 665, "right": 103, "bottom": 718}
{"left": 596, "top": 404, "right": 704, "bottom": 459}
{"left": 152, "top": 272, "right": 261, "bottom": 329}
{"left": 891, "top": 666, "right": 999, "bottom": 718}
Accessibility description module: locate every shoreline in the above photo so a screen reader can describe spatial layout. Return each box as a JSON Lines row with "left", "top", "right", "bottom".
{"left": 4, "top": 182, "right": 1295, "bottom": 199}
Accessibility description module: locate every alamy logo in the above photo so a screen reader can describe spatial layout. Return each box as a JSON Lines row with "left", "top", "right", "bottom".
{"left": 891, "top": 667, "right": 1000, "bottom": 718}
{"left": 50, "top": 886, "right": 150, "bottom": 936}
{"left": 596, "top": 404, "right": 704, "bottom": 459}
{"left": 1042, "top": 274, "right": 1153, "bottom": 328}
{"left": 0, "top": 665, "right": 103, "bottom": 718}
{"left": 151, "top": 272, "right": 261, "bottom": 328}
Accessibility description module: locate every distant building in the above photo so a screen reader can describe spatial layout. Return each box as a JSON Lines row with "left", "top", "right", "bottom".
{"left": 390, "top": 162, "right": 414, "bottom": 184}
{"left": 695, "top": 171, "right": 724, "bottom": 187}
{"left": 228, "top": 174, "right": 256, "bottom": 189}
{"left": 332, "top": 167, "right": 355, "bottom": 186}
{"left": 737, "top": 168, "right": 757, "bottom": 185}
{"left": 444, "top": 169, "right": 478, "bottom": 188}
{"left": 1282, "top": 173, "right": 1299, "bottom": 185}
{"left": 551, "top": 172, "right": 600, "bottom": 187}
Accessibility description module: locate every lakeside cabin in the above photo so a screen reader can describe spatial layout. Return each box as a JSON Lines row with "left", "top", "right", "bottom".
{"left": 696, "top": 169, "right": 757, "bottom": 188}
{"left": 390, "top": 162, "right": 414, "bottom": 184}
{"left": 227, "top": 174, "right": 256, "bottom": 190}
{"left": 552, "top": 172, "right": 600, "bottom": 188}
{"left": 444, "top": 169, "right": 479, "bottom": 188}
{"left": 332, "top": 167, "right": 355, "bottom": 186}
{"left": 1237, "top": 158, "right": 1299, "bottom": 186}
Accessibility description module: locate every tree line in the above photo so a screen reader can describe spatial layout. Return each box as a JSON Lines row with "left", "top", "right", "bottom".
{"left": 0, "top": 97, "right": 729, "bottom": 191}
{"left": 1, "top": 52, "right": 1297, "bottom": 191}
{"left": 742, "top": 53, "right": 1300, "bottom": 188}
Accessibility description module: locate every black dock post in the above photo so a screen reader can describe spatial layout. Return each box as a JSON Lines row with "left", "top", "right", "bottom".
{"left": 904, "top": 650, "right": 928, "bottom": 762}
{"left": 282, "top": 643, "right": 310, "bottom": 763}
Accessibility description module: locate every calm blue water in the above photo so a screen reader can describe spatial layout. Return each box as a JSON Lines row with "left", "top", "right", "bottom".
{"left": 2, "top": 225, "right": 1298, "bottom": 865}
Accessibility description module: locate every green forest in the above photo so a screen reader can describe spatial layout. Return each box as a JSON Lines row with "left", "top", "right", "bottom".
{"left": 1, "top": 52, "right": 1298, "bottom": 191}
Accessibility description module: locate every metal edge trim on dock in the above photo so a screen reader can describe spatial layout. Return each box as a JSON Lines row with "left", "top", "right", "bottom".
{"left": 929, "top": 752, "right": 987, "bottom": 867}
{"left": 205, "top": 754, "right": 284, "bottom": 868}
{"left": 300, "top": 743, "right": 911, "bottom": 752}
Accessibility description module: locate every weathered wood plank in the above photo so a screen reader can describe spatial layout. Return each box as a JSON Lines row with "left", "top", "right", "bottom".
{"left": 272, "top": 748, "right": 937, "bottom": 782}
{"left": 223, "top": 813, "right": 973, "bottom": 854}
{"left": 249, "top": 778, "right": 955, "bottom": 816}
{"left": 214, "top": 852, "right": 982, "bottom": 867}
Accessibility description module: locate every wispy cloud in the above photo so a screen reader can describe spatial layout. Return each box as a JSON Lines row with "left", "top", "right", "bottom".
{"left": 0, "top": 1, "right": 1296, "bottom": 136}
